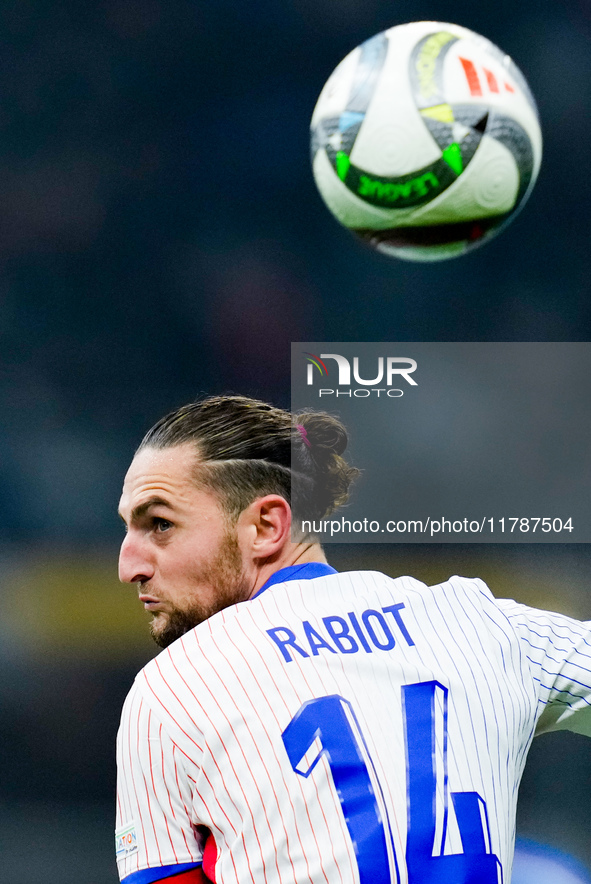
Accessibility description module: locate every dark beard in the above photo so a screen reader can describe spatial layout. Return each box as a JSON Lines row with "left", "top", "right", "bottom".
{"left": 149, "top": 529, "right": 248, "bottom": 649}
{"left": 150, "top": 605, "right": 207, "bottom": 649}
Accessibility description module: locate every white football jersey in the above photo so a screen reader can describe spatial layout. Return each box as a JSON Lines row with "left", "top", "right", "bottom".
{"left": 116, "top": 563, "right": 591, "bottom": 884}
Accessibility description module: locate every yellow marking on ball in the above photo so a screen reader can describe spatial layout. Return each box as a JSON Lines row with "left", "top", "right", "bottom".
{"left": 420, "top": 103, "right": 455, "bottom": 124}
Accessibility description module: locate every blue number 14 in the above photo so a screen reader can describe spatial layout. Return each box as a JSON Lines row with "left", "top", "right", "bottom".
{"left": 281, "top": 680, "right": 502, "bottom": 884}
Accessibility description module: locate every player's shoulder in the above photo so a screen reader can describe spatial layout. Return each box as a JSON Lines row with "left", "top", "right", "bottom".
{"left": 315, "top": 569, "right": 494, "bottom": 598}
{"left": 427, "top": 573, "right": 504, "bottom": 610}
{"left": 434, "top": 573, "right": 495, "bottom": 598}
{"left": 128, "top": 628, "right": 224, "bottom": 744}
{"left": 338, "top": 570, "right": 497, "bottom": 604}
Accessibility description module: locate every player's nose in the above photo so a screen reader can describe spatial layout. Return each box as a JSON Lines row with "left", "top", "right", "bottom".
{"left": 118, "top": 533, "right": 155, "bottom": 585}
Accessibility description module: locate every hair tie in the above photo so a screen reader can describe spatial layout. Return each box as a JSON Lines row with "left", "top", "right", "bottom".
{"left": 297, "top": 424, "right": 311, "bottom": 448}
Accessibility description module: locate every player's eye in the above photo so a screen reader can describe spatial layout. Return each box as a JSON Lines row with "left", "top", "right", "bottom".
{"left": 153, "top": 517, "right": 172, "bottom": 532}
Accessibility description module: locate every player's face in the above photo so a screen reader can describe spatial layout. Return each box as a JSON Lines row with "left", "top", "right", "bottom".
{"left": 118, "top": 443, "right": 252, "bottom": 648}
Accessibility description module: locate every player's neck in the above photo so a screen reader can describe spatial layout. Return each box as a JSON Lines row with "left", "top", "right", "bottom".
{"left": 249, "top": 541, "right": 327, "bottom": 598}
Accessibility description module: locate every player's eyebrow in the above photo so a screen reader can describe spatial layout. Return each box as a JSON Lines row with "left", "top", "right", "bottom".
{"left": 119, "top": 495, "right": 173, "bottom": 524}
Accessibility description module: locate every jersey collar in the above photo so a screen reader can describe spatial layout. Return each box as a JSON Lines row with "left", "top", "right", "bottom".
{"left": 252, "top": 562, "right": 337, "bottom": 599}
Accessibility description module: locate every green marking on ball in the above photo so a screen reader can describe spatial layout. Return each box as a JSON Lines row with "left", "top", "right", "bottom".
{"left": 442, "top": 143, "right": 463, "bottom": 175}
{"left": 336, "top": 151, "right": 351, "bottom": 181}
{"left": 357, "top": 171, "right": 440, "bottom": 203}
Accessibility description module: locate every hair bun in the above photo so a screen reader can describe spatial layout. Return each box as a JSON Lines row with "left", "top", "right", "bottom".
{"left": 292, "top": 411, "right": 359, "bottom": 518}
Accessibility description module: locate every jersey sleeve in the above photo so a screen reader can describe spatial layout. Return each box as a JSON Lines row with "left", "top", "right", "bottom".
{"left": 116, "top": 680, "right": 204, "bottom": 883}
{"left": 496, "top": 598, "right": 591, "bottom": 737}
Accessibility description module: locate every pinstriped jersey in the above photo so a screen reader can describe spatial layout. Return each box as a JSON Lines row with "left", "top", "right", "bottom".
{"left": 115, "top": 565, "right": 591, "bottom": 884}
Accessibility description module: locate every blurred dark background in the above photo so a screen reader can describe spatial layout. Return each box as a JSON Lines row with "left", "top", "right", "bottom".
{"left": 1, "top": 1, "right": 591, "bottom": 881}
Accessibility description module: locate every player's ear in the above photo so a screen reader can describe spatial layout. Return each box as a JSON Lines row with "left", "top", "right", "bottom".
{"left": 238, "top": 494, "right": 291, "bottom": 560}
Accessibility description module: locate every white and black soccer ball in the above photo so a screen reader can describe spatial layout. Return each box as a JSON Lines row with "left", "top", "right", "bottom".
{"left": 311, "top": 21, "right": 542, "bottom": 261}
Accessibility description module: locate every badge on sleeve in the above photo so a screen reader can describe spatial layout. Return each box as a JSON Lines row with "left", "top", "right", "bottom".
{"left": 116, "top": 821, "right": 139, "bottom": 859}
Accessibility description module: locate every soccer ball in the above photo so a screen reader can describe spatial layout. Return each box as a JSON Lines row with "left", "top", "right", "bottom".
{"left": 310, "top": 21, "right": 542, "bottom": 261}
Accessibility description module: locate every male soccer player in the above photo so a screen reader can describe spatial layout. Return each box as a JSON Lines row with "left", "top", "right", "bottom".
{"left": 116, "top": 394, "right": 591, "bottom": 884}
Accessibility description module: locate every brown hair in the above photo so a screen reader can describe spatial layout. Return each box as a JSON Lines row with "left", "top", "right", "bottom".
{"left": 137, "top": 395, "right": 358, "bottom": 520}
